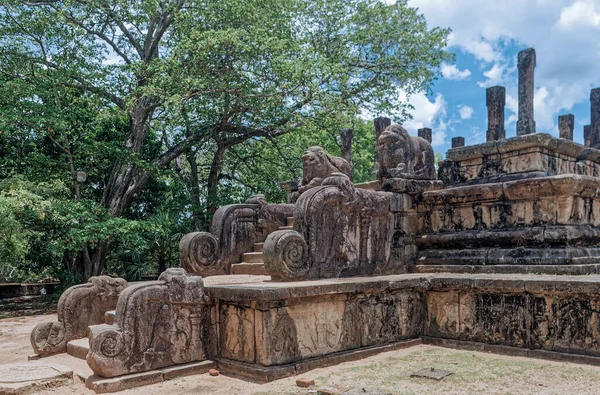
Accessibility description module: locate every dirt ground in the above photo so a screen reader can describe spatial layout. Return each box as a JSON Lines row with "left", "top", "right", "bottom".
{"left": 4, "top": 314, "right": 600, "bottom": 394}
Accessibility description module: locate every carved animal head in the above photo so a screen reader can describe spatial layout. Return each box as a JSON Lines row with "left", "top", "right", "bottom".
{"left": 301, "top": 146, "right": 336, "bottom": 182}
{"left": 376, "top": 125, "right": 410, "bottom": 178}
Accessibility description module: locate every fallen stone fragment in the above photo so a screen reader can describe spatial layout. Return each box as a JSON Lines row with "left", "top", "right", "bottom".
{"left": 410, "top": 367, "right": 453, "bottom": 381}
{"left": 317, "top": 386, "right": 342, "bottom": 395}
{"left": 27, "top": 354, "right": 40, "bottom": 361}
{"left": 296, "top": 377, "right": 315, "bottom": 387}
{"left": 0, "top": 361, "right": 73, "bottom": 394}
{"left": 209, "top": 369, "right": 219, "bottom": 376}
{"left": 343, "top": 387, "right": 391, "bottom": 394}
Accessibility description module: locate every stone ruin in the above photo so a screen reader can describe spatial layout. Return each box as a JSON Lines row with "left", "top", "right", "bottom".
{"left": 28, "top": 48, "right": 600, "bottom": 393}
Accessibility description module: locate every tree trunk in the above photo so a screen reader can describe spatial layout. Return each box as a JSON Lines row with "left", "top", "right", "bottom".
{"left": 186, "top": 148, "right": 203, "bottom": 231}
{"left": 206, "top": 143, "right": 226, "bottom": 217}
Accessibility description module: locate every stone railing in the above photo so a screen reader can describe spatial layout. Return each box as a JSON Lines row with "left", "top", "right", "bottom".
{"left": 87, "top": 268, "right": 206, "bottom": 377}
{"left": 264, "top": 173, "right": 407, "bottom": 281}
{"left": 30, "top": 276, "right": 127, "bottom": 356}
{"left": 179, "top": 195, "right": 293, "bottom": 276}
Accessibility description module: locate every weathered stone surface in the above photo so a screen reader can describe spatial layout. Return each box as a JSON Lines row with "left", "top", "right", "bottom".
{"left": 375, "top": 124, "right": 436, "bottom": 180}
{"left": 0, "top": 362, "right": 73, "bottom": 395}
{"left": 486, "top": 86, "right": 506, "bottom": 142}
{"left": 87, "top": 268, "right": 206, "bottom": 378}
{"left": 290, "top": 147, "right": 353, "bottom": 202}
{"left": 30, "top": 276, "right": 127, "bottom": 356}
{"left": 180, "top": 195, "right": 293, "bottom": 276}
{"left": 517, "top": 48, "right": 536, "bottom": 136}
{"left": 559, "top": 114, "right": 575, "bottom": 140}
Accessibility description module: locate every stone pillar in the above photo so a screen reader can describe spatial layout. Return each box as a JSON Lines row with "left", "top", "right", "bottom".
{"left": 452, "top": 137, "right": 465, "bottom": 148}
{"left": 374, "top": 117, "right": 391, "bottom": 167}
{"left": 516, "top": 48, "right": 536, "bottom": 136}
{"left": 558, "top": 114, "right": 574, "bottom": 141}
{"left": 418, "top": 128, "right": 432, "bottom": 144}
{"left": 374, "top": 117, "right": 391, "bottom": 142}
{"left": 486, "top": 86, "right": 506, "bottom": 141}
{"left": 590, "top": 88, "right": 600, "bottom": 148}
{"left": 584, "top": 125, "right": 592, "bottom": 147}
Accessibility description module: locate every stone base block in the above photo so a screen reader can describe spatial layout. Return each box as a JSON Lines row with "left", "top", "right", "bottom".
{"left": 85, "top": 360, "right": 216, "bottom": 393}
{"left": 66, "top": 338, "right": 89, "bottom": 360}
{"left": 216, "top": 339, "right": 422, "bottom": 382}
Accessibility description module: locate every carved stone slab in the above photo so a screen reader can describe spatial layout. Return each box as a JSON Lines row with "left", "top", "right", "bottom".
{"left": 30, "top": 276, "right": 127, "bottom": 356}
{"left": 87, "top": 268, "right": 206, "bottom": 378}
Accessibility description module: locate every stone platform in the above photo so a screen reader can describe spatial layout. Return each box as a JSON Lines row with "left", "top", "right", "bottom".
{"left": 203, "top": 273, "right": 600, "bottom": 380}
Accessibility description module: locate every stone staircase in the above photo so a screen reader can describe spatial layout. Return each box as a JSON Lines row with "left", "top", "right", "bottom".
{"left": 230, "top": 216, "right": 294, "bottom": 276}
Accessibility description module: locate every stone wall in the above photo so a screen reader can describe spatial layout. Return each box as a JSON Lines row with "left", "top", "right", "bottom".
{"left": 204, "top": 273, "right": 600, "bottom": 375}
{"left": 206, "top": 277, "right": 426, "bottom": 367}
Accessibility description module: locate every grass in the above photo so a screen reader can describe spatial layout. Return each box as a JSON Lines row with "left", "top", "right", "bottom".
{"left": 254, "top": 346, "right": 600, "bottom": 395}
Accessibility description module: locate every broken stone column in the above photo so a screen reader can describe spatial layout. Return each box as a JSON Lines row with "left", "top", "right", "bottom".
{"left": 585, "top": 125, "right": 592, "bottom": 146}
{"left": 590, "top": 88, "right": 600, "bottom": 148}
{"left": 374, "top": 117, "right": 391, "bottom": 172}
{"left": 452, "top": 137, "right": 465, "bottom": 148}
{"left": 517, "top": 48, "right": 536, "bottom": 136}
{"left": 558, "top": 114, "right": 574, "bottom": 141}
{"left": 486, "top": 86, "right": 506, "bottom": 141}
{"left": 418, "top": 128, "right": 432, "bottom": 144}
{"left": 340, "top": 128, "right": 353, "bottom": 180}
{"left": 374, "top": 117, "right": 391, "bottom": 142}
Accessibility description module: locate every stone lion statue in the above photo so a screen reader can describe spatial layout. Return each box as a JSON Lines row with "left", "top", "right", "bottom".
{"left": 290, "top": 146, "right": 352, "bottom": 202}
{"left": 375, "top": 124, "right": 436, "bottom": 180}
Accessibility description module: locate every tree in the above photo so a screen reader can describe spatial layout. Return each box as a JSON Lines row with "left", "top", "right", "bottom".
{"left": 0, "top": 0, "right": 452, "bottom": 278}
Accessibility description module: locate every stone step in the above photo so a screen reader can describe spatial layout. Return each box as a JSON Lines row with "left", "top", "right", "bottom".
{"left": 242, "top": 252, "right": 264, "bottom": 263}
{"left": 254, "top": 243, "right": 264, "bottom": 252}
{"left": 278, "top": 225, "right": 293, "bottom": 230}
{"left": 287, "top": 217, "right": 294, "bottom": 227}
{"left": 66, "top": 338, "right": 89, "bottom": 360}
{"left": 105, "top": 310, "right": 116, "bottom": 325}
{"left": 230, "top": 263, "right": 269, "bottom": 276}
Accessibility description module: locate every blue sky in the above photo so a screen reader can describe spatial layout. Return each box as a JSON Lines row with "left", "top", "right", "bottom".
{"left": 400, "top": 0, "right": 600, "bottom": 157}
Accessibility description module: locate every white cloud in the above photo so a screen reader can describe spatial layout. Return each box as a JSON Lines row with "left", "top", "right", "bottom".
{"left": 557, "top": 0, "right": 600, "bottom": 30}
{"left": 477, "top": 63, "right": 509, "bottom": 88}
{"left": 441, "top": 63, "right": 471, "bottom": 80}
{"left": 409, "top": 0, "right": 600, "bottom": 136}
{"left": 400, "top": 91, "right": 448, "bottom": 147}
{"left": 458, "top": 105, "right": 474, "bottom": 120}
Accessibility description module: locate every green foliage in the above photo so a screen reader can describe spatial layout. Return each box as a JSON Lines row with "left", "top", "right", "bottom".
{"left": 0, "top": 0, "right": 452, "bottom": 282}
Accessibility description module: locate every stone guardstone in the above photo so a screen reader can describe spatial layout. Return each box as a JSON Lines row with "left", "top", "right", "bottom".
{"left": 410, "top": 367, "right": 453, "bottom": 380}
{"left": 0, "top": 361, "right": 73, "bottom": 393}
